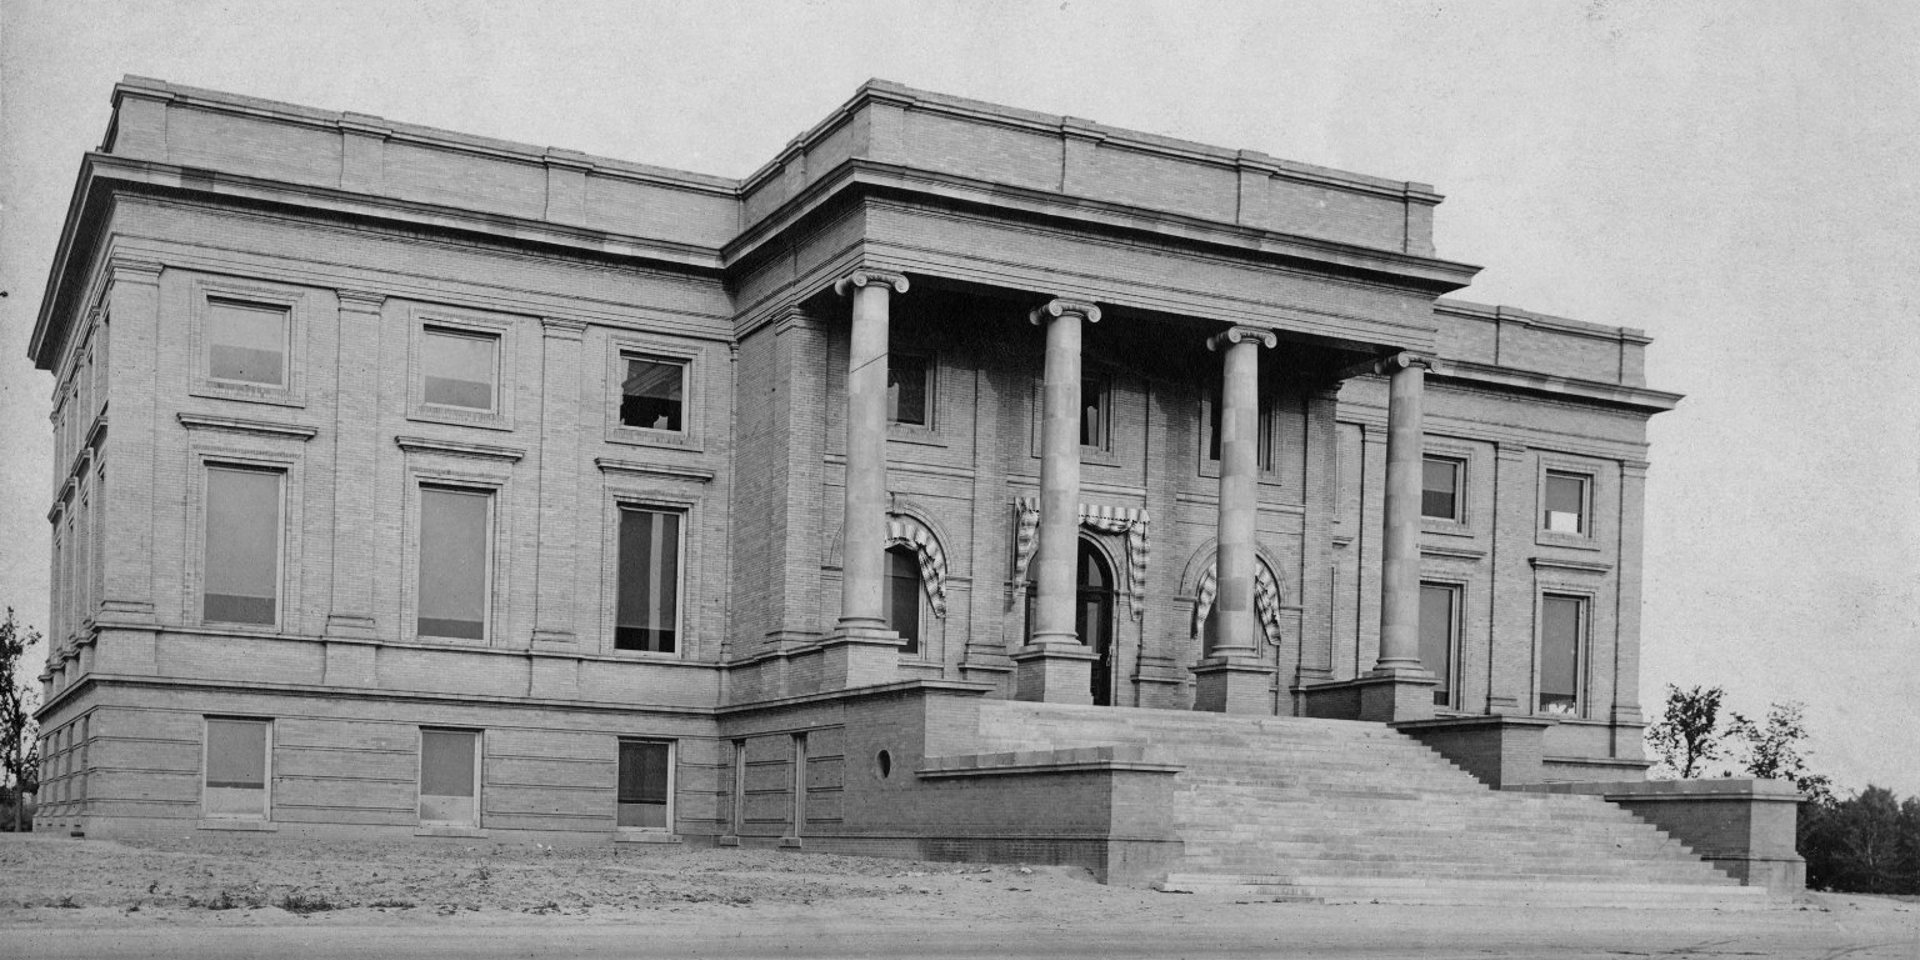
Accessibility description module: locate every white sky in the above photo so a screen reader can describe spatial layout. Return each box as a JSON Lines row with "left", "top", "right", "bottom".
{"left": 2, "top": 0, "right": 1915, "bottom": 795}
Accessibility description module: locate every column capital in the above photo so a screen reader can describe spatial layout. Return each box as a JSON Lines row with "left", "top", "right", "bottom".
{"left": 107, "top": 257, "right": 165, "bottom": 284}
{"left": 539, "top": 316, "right": 588, "bottom": 338}
{"left": 337, "top": 289, "right": 388, "bottom": 311}
{"left": 833, "top": 268, "right": 909, "bottom": 296}
{"left": 1377, "top": 351, "right": 1435, "bottom": 374}
{"left": 1028, "top": 298, "right": 1101, "bottom": 326}
{"left": 1206, "top": 325, "right": 1278, "bottom": 352}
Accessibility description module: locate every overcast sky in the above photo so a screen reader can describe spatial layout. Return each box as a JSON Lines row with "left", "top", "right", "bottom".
{"left": 3, "top": 0, "right": 1915, "bottom": 795}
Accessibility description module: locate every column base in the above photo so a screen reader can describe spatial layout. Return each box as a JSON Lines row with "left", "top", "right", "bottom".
{"left": 1011, "top": 643, "right": 1097, "bottom": 704}
{"left": 1354, "top": 669, "right": 1438, "bottom": 723}
{"left": 812, "top": 624, "right": 902, "bottom": 690}
{"left": 1190, "top": 656, "right": 1275, "bottom": 714}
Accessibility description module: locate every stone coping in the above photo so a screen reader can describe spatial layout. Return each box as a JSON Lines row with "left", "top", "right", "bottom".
{"left": 918, "top": 745, "right": 1183, "bottom": 780}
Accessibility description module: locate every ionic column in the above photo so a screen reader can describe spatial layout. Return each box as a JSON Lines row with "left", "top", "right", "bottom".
{"left": 1357, "top": 353, "right": 1436, "bottom": 722}
{"left": 1193, "top": 325, "right": 1278, "bottom": 714}
{"left": 1206, "top": 325, "right": 1277, "bottom": 658}
{"left": 817, "top": 268, "right": 909, "bottom": 689}
{"left": 1014, "top": 298, "right": 1101, "bottom": 704}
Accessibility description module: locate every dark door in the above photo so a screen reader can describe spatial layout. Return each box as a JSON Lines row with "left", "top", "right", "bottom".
{"left": 1077, "top": 541, "right": 1116, "bottom": 706}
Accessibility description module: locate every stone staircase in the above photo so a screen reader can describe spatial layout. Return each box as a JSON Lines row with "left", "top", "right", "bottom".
{"left": 967, "top": 700, "right": 1773, "bottom": 907}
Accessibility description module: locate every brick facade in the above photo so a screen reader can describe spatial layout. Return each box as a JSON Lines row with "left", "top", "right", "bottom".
{"left": 27, "top": 78, "right": 1680, "bottom": 855}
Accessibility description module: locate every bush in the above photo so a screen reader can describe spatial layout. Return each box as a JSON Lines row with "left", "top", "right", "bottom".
{"left": 1800, "top": 786, "right": 1920, "bottom": 894}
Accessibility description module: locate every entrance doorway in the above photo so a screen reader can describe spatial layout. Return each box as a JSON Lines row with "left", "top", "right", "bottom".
{"left": 1077, "top": 540, "right": 1116, "bottom": 706}
{"left": 1022, "top": 538, "right": 1120, "bottom": 706}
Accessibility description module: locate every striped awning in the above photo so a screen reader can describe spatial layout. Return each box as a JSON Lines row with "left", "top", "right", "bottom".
{"left": 886, "top": 517, "right": 948, "bottom": 618}
{"left": 1011, "top": 497, "right": 1150, "bottom": 621}
{"left": 1191, "top": 559, "right": 1285, "bottom": 645}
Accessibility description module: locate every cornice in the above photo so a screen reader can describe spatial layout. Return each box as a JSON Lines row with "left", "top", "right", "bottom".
{"left": 594, "top": 457, "right": 715, "bottom": 482}
{"left": 1529, "top": 556, "right": 1614, "bottom": 575}
{"left": 394, "top": 435, "right": 526, "bottom": 461}
{"left": 176, "top": 412, "right": 318, "bottom": 440}
{"left": 1431, "top": 359, "right": 1682, "bottom": 414}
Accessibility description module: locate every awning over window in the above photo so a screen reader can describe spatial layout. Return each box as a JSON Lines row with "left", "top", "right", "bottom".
{"left": 1011, "top": 497, "right": 1150, "bottom": 621}
{"left": 886, "top": 516, "right": 948, "bottom": 618}
{"left": 1191, "top": 559, "right": 1285, "bottom": 645}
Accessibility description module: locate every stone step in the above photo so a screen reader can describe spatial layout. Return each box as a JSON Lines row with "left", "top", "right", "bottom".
{"left": 1154, "top": 874, "right": 1774, "bottom": 908}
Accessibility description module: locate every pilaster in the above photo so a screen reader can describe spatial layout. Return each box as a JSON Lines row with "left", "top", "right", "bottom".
{"left": 324, "top": 289, "right": 387, "bottom": 639}
{"left": 97, "top": 258, "right": 162, "bottom": 626}
{"left": 531, "top": 316, "right": 587, "bottom": 643}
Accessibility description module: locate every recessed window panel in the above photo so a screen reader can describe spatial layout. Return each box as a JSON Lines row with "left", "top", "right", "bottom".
{"left": 1204, "top": 385, "right": 1275, "bottom": 470}
{"left": 1080, "top": 377, "right": 1109, "bottom": 449}
{"left": 616, "top": 507, "right": 681, "bottom": 653}
{"left": 888, "top": 354, "right": 930, "bottom": 426}
{"left": 418, "top": 486, "right": 490, "bottom": 640}
{"left": 620, "top": 355, "right": 685, "bottom": 432}
{"left": 1539, "top": 595, "right": 1584, "bottom": 714}
{"left": 419, "top": 729, "right": 479, "bottom": 825}
{"left": 1423, "top": 457, "right": 1463, "bottom": 521}
{"left": 617, "top": 740, "right": 671, "bottom": 829}
{"left": 204, "top": 466, "right": 281, "bottom": 625}
{"left": 1419, "top": 583, "right": 1459, "bottom": 707}
{"left": 422, "top": 328, "right": 498, "bottom": 410}
{"left": 1544, "top": 472, "right": 1587, "bottom": 533}
{"left": 204, "top": 718, "right": 269, "bottom": 818}
{"left": 207, "top": 300, "right": 287, "bottom": 386}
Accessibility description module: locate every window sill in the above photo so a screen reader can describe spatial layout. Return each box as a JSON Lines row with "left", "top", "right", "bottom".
{"left": 190, "top": 384, "right": 304, "bottom": 409}
{"left": 607, "top": 426, "right": 704, "bottom": 454}
{"left": 1534, "top": 531, "right": 1602, "bottom": 552}
{"left": 198, "top": 818, "right": 277, "bottom": 832}
{"left": 614, "top": 830, "right": 682, "bottom": 844}
{"left": 415, "top": 825, "right": 486, "bottom": 838}
{"left": 887, "top": 424, "right": 946, "bottom": 448}
{"left": 407, "top": 406, "right": 512, "bottom": 432}
{"left": 1421, "top": 520, "right": 1475, "bottom": 538}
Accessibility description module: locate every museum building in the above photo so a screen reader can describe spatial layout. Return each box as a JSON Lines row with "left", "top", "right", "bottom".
{"left": 28, "top": 78, "right": 1798, "bottom": 898}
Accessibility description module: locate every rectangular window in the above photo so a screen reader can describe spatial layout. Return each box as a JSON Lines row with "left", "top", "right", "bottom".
{"left": 422, "top": 327, "right": 498, "bottom": 411}
{"left": 620, "top": 355, "right": 685, "bottom": 432}
{"left": 617, "top": 740, "right": 672, "bottom": 830}
{"left": 419, "top": 729, "right": 480, "bottom": 825}
{"left": 887, "top": 353, "right": 931, "bottom": 426}
{"left": 204, "top": 718, "right": 270, "bottom": 819}
{"left": 418, "top": 486, "right": 491, "bottom": 640}
{"left": 1539, "top": 595, "right": 1585, "bottom": 714}
{"left": 616, "top": 506, "right": 681, "bottom": 653}
{"left": 1422, "top": 457, "right": 1463, "bottom": 521}
{"left": 1419, "top": 583, "right": 1460, "bottom": 707}
{"left": 1204, "top": 385, "right": 1275, "bottom": 470}
{"left": 1080, "top": 376, "right": 1110, "bottom": 450}
{"left": 203, "top": 466, "right": 282, "bottom": 626}
{"left": 1544, "top": 471, "right": 1588, "bottom": 534}
{"left": 206, "top": 300, "right": 288, "bottom": 387}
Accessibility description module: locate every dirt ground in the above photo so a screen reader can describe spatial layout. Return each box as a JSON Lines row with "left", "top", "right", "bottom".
{"left": 3, "top": 833, "right": 1918, "bottom": 959}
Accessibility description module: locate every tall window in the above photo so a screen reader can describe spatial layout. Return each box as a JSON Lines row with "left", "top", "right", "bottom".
{"left": 419, "top": 729, "right": 480, "bottom": 826}
{"left": 887, "top": 353, "right": 931, "bottom": 426}
{"left": 620, "top": 355, "right": 685, "bottom": 431}
{"left": 204, "top": 718, "right": 270, "bottom": 819}
{"left": 1419, "top": 583, "right": 1461, "bottom": 708}
{"left": 206, "top": 300, "right": 288, "bottom": 386}
{"left": 883, "top": 545, "right": 921, "bottom": 655}
{"left": 418, "top": 486, "right": 491, "bottom": 640}
{"left": 1205, "top": 384, "right": 1275, "bottom": 469}
{"left": 1539, "top": 594, "right": 1585, "bottom": 715}
{"left": 422, "top": 327, "right": 499, "bottom": 410}
{"left": 203, "top": 465, "right": 282, "bottom": 626}
{"left": 1080, "top": 376, "right": 1110, "bottom": 450}
{"left": 616, "top": 506, "right": 681, "bottom": 653}
{"left": 1422, "top": 456, "right": 1463, "bottom": 521}
{"left": 1543, "top": 471, "right": 1588, "bottom": 534}
{"left": 617, "top": 740, "right": 672, "bottom": 830}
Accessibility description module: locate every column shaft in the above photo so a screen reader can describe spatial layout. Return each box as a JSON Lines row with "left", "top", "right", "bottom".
{"left": 838, "top": 281, "right": 893, "bottom": 631}
{"left": 1032, "top": 308, "right": 1084, "bottom": 644}
{"left": 1210, "top": 332, "right": 1266, "bottom": 658}
{"left": 1375, "top": 356, "right": 1427, "bottom": 672}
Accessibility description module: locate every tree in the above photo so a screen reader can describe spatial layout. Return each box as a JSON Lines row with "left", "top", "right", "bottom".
{"left": 1645, "top": 684, "right": 1728, "bottom": 778}
{"left": 0, "top": 608, "right": 42, "bottom": 832}
{"left": 1801, "top": 786, "right": 1917, "bottom": 894}
{"left": 1727, "top": 700, "right": 1833, "bottom": 805}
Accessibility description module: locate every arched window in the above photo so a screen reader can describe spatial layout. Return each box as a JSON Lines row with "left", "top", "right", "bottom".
{"left": 883, "top": 545, "right": 921, "bottom": 655}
